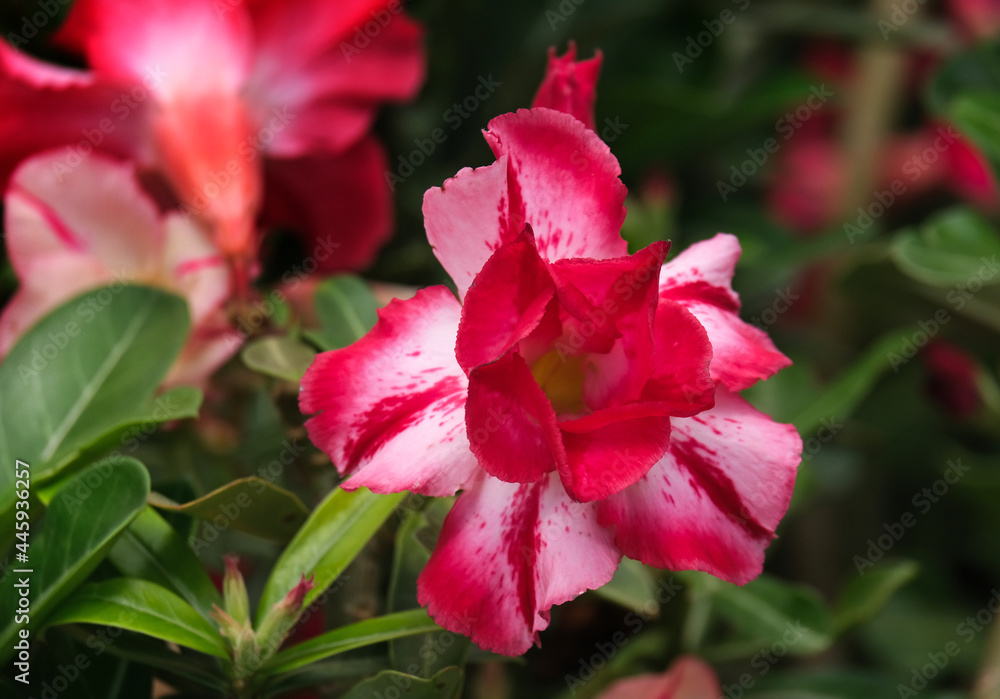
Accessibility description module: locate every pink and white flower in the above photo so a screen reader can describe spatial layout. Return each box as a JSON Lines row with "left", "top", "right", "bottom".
{"left": 0, "top": 150, "right": 237, "bottom": 388}
{"left": 0, "top": 0, "right": 425, "bottom": 276}
{"left": 301, "top": 98, "right": 800, "bottom": 654}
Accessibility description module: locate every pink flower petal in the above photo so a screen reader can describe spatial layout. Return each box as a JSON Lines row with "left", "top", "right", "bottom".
{"left": 456, "top": 231, "right": 556, "bottom": 372}
{"left": 465, "top": 350, "right": 565, "bottom": 484}
{"left": 548, "top": 242, "right": 669, "bottom": 407}
{"left": 485, "top": 108, "right": 628, "bottom": 263}
{"left": 599, "top": 390, "right": 801, "bottom": 584}
{"left": 79, "top": 0, "right": 253, "bottom": 96}
{"left": 246, "top": 1, "right": 425, "bottom": 157}
{"left": 0, "top": 43, "right": 148, "bottom": 186}
{"left": 4, "top": 151, "right": 162, "bottom": 279}
{"left": 161, "top": 214, "right": 230, "bottom": 325}
{"left": 659, "top": 234, "right": 789, "bottom": 391}
{"left": 558, "top": 403, "right": 673, "bottom": 502}
{"left": 532, "top": 43, "right": 602, "bottom": 130}
{"left": 417, "top": 473, "right": 620, "bottom": 656}
{"left": 262, "top": 137, "right": 393, "bottom": 273}
{"left": 641, "top": 299, "right": 715, "bottom": 415}
{"left": 423, "top": 157, "right": 512, "bottom": 300}
{"left": 300, "top": 286, "right": 478, "bottom": 496}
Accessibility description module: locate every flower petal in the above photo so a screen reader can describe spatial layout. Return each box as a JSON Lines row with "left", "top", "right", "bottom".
{"left": 599, "top": 390, "right": 801, "bottom": 584}
{"left": 246, "top": 0, "right": 425, "bottom": 157}
{"left": 558, "top": 404, "right": 673, "bottom": 502}
{"left": 4, "top": 151, "right": 162, "bottom": 278}
{"left": 640, "top": 299, "right": 715, "bottom": 416}
{"left": 548, "top": 242, "right": 668, "bottom": 407}
{"left": 160, "top": 213, "right": 230, "bottom": 325}
{"left": 531, "top": 43, "right": 602, "bottom": 130}
{"left": 262, "top": 136, "right": 393, "bottom": 272}
{"left": 465, "top": 350, "right": 565, "bottom": 484}
{"left": 456, "top": 231, "right": 555, "bottom": 372}
{"left": 659, "top": 234, "right": 789, "bottom": 391}
{"left": 0, "top": 43, "right": 147, "bottom": 186}
{"left": 79, "top": 0, "right": 253, "bottom": 96}
{"left": 300, "top": 286, "right": 478, "bottom": 496}
{"left": 484, "top": 108, "right": 628, "bottom": 263}
{"left": 423, "top": 157, "right": 512, "bottom": 300}
{"left": 417, "top": 473, "right": 620, "bottom": 656}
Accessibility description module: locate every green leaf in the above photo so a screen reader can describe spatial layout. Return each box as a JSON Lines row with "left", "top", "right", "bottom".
{"left": 0, "top": 457, "right": 149, "bottom": 661}
{"left": 107, "top": 507, "right": 222, "bottom": 619}
{"left": 950, "top": 93, "right": 1000, "bottom": 163}
{"left": 148, "top": 476, "right": 309, "bottom": 542}
{"left": 593, "top": 558, "right": 660, "bottom": 617}
{"left": 834, "top": 560, "right": 919, "bottom": 634}
{"left": 340, "top": 667, "right": 463, "bottom": 699}
{"left": 44, "top": 578, "right": 227, "bottom": 658}
{"left": 242, "top": 336, "right": 317, "bottom": 382}
{"left": 891, "top": 207, "right": 1000, "bottom": 288}
{"left": 60, "top": 626, "right": 230, "bottom": 693}
{"left": 307, "top": 275, "right": 378, "bottom": 350}
{"left": 258, "top": 488, "right": 405, "bottom": 615}
{"left": 793, "top": 331, "right": 909, "bottom": 436}
{"left": 262, "top": 658, "right": 390, "bottom": 697}
{"left": 699, "top": 573, "right": 834, "bottom": 656}
{"left": 262, "top": 610, "right": 444, "bottom": 676}
{"left": 38, "top": 386, "right": 203, "bottom": 499}
{"left": 0, "top": 285, "right": 189, "bottom": 481}
{"left": 0, "top": 286, "right": 189, "bottom": 531}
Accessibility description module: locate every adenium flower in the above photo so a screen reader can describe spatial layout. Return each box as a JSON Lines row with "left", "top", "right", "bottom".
{"left": 595, "top": 655, "right": 721, "bottom": 699}
{"left": 301, "top": 101, "right": 800, "bottom": 653}
{"left": 0, "top": 0, "right": 424, "bottom": 276}
{"left": 0, "top": 150, "right": 237, "bottom": 388}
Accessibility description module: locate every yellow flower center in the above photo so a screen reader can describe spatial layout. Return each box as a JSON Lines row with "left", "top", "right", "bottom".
{"left": 531, "top": 350, "right": 587, "bottom": 416}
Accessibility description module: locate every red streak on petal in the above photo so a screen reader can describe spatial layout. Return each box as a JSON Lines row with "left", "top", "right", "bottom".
{"left": 342, "top": 375, "right": 463, "bottom": 471}
{"left": 10, "top": 184, "right": 87, "bottom": 253}
{"left": 175, "top": 255, "right": 224, "bottom": 278}
{"left": 672, "top": 438, "right": 770, "bottom": 539}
